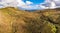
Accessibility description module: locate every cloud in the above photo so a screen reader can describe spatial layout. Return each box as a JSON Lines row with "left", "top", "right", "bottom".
{"left": 0, "top": 0, "right": 43, "bottom": 10}
{"left": 17, "top": 0, "right": 35, "bottom": 10}
{"left": 32, "top": 0, "right": 60, "bottom": 10}
{"left": 42, "top": 0, "right": 60, "bottom": 8}
{"left": 53, "top": 0, "right": 60, "bottom": 6}
{"left": 0, "top": 0, "right": 17, "bottom": 8}
{"left": 17, "top": 0, "right": 60, "bottom": 10}
{"left": 26, "top": 1, "right": 33, "bottom": 5}
{"left": 53, "top": 0, "right": 60, "bottom": 1}
{"left": 0, "top": 0, "right": 60, "bottom": 10}
{"left": 17, "top": 0, "right": 46, "bottom": 10}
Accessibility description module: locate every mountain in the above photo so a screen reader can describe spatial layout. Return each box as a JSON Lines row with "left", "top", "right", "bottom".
{"left": 0, "top": 7, "right": 60, "bottom": 33}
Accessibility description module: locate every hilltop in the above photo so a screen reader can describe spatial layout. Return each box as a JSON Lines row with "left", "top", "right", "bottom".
{"left": 0, "top": 7, "right": 60, "bottom": 33}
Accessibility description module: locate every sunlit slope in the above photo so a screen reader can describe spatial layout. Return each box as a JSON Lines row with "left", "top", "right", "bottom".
{"left": 35, "top": 8, "right": 60, "bottom": 33}
{"left": 42, "top": 11, "right": 60, "bottom": 33}
{"left": 0, "top": 7, "right": 58, "bottom": 33}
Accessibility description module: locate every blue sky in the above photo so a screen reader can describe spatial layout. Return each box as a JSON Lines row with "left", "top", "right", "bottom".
{"left": 23, "top": 0, "right": 45, "bottom": 5}
{"left": 17, "top": 0, "right": 46, "bottom": 10}
{"left": 0, "top": 0, "right": 60, "bottom": 10}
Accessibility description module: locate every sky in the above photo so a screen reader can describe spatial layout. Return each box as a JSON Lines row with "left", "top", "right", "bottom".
{"left": 0, "top": 0, "right": 60, "bottom": 10}
{"left": 23, "top": 0, "right": 45, "bottom": 5}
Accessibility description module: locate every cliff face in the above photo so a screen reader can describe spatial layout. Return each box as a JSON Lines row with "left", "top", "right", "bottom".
{"left": 0, "top": 7, "right": 60, "bottom": 33}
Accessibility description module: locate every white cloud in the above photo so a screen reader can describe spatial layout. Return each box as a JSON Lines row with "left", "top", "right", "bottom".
{"left": 0, "top": 0, "right": 17, "bottom": 8}
{"left": 37, "top": 0, "right": 60, "bottom": 9}
{"left": 50, "top": 2, "right": 56, "bottom": 8}
{"left": 17, "top": 0, "right": 28, "bottom": 9}
{"left": 17, "top": 0, "right": 34, "bottom": 9}
{"left": 53, "top": 0, "right": 60, "bottom": 1}
{"left": 17, "top": 0, "right": 60, "bottom": 10}
{"left": 26, "top": 1, "right": 33, "bottom": 5}
{"left": 17, "top": 0, "right": 25, "bottom": 6}
{"left": 0, "top": 0, "right": 60, "bottom": 10}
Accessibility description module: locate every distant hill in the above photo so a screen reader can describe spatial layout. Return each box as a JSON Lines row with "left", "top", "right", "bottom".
{"left": 0, "top": 7, "right": 60, "bottom": 33}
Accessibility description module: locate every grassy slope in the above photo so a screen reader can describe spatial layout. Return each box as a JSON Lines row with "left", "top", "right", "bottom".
{"left": 34, "top": 8, "right": 60, "bottom": 33}
{"left": 0, "top": 7, "right": 60, "bottom": 33}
